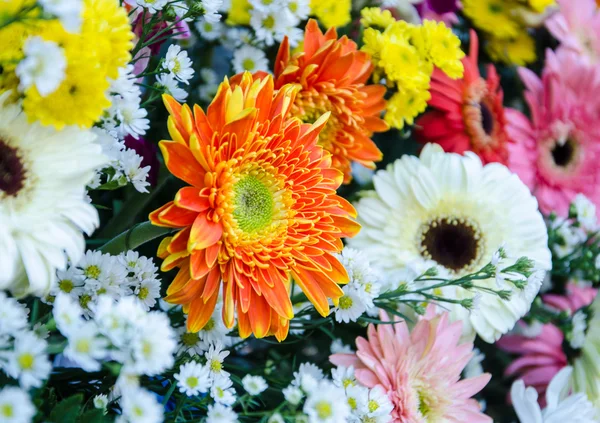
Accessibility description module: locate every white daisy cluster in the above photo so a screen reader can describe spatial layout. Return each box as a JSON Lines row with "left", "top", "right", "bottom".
{"left": 173, "top": 341, "right": 241, "bottom": 421}
{"left": 247, "top": 0, "right": 309, "bottom": 47}
{"left": 103, "top": 65, "right": 150, "bottom": 141}
{"left": 53, "top": 293, "right": 176, "bottom": 375}
{"left": 0, "top": 292, "right": 52, "bottom": 390}
{"left": 551, "top": 217, "right": 588, "bottom": 259}
{"left": 154, "top": 42, "right": 196, "bottom": 104}
{"left": 49, "top": 250, "right": 162, "bottom": 315}
{"left": 89, "top": 128, "right": 151, "bottom": 193}
{"left": 333, "top": 248, "right": 383, "bottom": 323}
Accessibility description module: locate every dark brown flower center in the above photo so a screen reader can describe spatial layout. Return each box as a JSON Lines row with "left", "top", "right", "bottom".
{"left": 551, "top": 139, "right": 577, "bottom": 168}
{"left": 479, "top": 102, "right": 494, "bottom": 135}
{"left": 419, "top": 217, "right": 483, "bottom": 272}
{"left": 0, "top": 138, "right": 25, "bottom": 197}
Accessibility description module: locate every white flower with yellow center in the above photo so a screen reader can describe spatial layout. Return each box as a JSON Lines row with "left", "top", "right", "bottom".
{"left": 176, "top": 326, "right": 207, "bottom": 357}
{"left": 63, "top": 322, "right": 108, "bottom": 372}
{"left": 204, "top": 342, "right": 230, "bottom": 378}
{"left": 211, "top": 374, "right": 237, "bottom": 406}
{"left": 206, "top": 403, "right": 238, "bottom": 423}
{"left": 0, "top": 386, "right": 35, "bottom": 423}
{"left": 350, "top": 144, "right": 552, "bottom": 343}
{"left": 0, "top": 93, "right": 107, "bottom": 297}
{"left": 242, "top": 375, "right": 268, "bottom": 396}
{"left": 119, "top": 387, "right": 163, "bottom": 423}
{"left": 333, "top": 287, "right": 366, "bottom": 323}
{"left": 232, "top": 45, "right": 269, "bottom": 74}
{"left": 163, "top": 45, "right": 194, "bottom": 84}
{"left": 3, "top": 332, "right": 51, "bottom": 389}
{"left": 174, "top": 361, "right": 211, "bottom": 397}
{"left": 303, "top": 380, "right": 351, "bottom": 423}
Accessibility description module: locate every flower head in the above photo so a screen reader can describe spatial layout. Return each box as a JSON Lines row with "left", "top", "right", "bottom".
{"left": 0, "top": 386, "right": 35, "bottom": 423}
{"left": 149, "top": 72, "right": 359, "bottom": 340}
{"left": 506, "top": 49, "right": 600, "bottom": 217}
{"left": 331, "top": 311, "right": 492, "bottom": 422}
{"left": 416, "top": 31, "right": 511, "bottom": 165}
{"left": 274, "top": 19, "right": 388, "bottom": 183}
{"left": 174, "top": 361, "right": 212, "bottom": 396}
{"left": 242, "top": 375, "right": 268, "bottom": 395}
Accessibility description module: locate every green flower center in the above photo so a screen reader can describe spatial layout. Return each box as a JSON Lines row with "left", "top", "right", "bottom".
{"left": 339, "top": 295, "right": 353, "bottom": 310}
{"left": 242, "top": 58, "right": 255, "bottom": 71}
{"left": 203, "top": 318, "right": 215, "bottom": 331}
{"left": 210, "top": 359, "right": 222, "bottom": 373}
{"left": 59, "top": 279, "right": 74, "bottom": 293}
{"left": 233, "top": 175, "right": 274, "bottom": 234}
{"left": 1, "top": 404, "right": 13, "bottom": 417}
{"left": 186, "top": 376, "right": 199, "bottom": 388}
{"left": 263, "top": 16, "right": 275, "bottom": 29}
{"left": 182, "top": 332, "right": 200, "bottom": 346}
{"left": 80, "top": 294, "right": 92, "bottom": 309}
{"left": 138, "top": 286, "right": 149, "bottom": 300}
{"left": 84, "top": 265, "right": 101, "bottom": 279}
{"left": 368, "top": 399, "right": 379, "bottom": 413}
{"left": 417, "top": 390, "right": 431, "bottom": 417}
{"left": 18, "top": 353, "right": 34, "bottom": 370}
{"left": 315, "top": 401, "right": 332, "bottom": 419}
{"left": 347, "top": 397, "right": 357, "bottom": 410}
{"left": 76, "top": 339, "right": 91, "bottom": 353}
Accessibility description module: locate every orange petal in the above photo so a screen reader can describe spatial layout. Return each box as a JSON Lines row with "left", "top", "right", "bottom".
{"left": 159, "top": 141, "right": 205, "bottom": 187}
{"left": 331, "top": 215, "right": 361, "bottom": 238}
{"left": 165, "top": 274, "right": 205, "bottom": 304}
{"left": 157, "top": 204, "right": 198, "bottom": 228}
{"left": 190, "top": 250, "right": 212, "bottom": 280}
{"left": 188, "top": 213, "right": 223, "bottom": 251}
{"left": 248, "top": 293, "right": 272, "bottom": 339}
{"left": 187, "top": 289, "right": 219, "bottom": 332}
{"left": 175, "top": 187, "right": 210, "bottom": 212}
{"left": 202, "top": 267, "right": 221, "bottom": 303}
{"left": 222, "top": 278, "right": 235, "bottom": 328}
{"left": 291, "top": 267, "right": 329, "bottom": 317}
{"left": 157, "top": 236, "right": 172, "bottom": 259}
{"left": 260, "top": 276, "right": 293, "bottom": 320}
{"left": 237, "top": 305, "right": 252, "bottom": 339}
{"left": 166, "top": 263, "right": 191, "bottom": 296}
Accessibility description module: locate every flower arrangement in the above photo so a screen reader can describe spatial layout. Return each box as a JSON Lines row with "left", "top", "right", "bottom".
{"left": 3, "top": 0, "right": 600, "bottom": 422}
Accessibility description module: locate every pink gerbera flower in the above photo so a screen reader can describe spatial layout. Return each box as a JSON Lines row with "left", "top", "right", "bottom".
{"left": 506, "top": 49, "right": 600, "bottom": 217}
{"left": 497, "top": 283, "right": 598, "bottom": 406}
{"left": 546, "top": 0, "right": 600, "bottom": 63}
{"left": 330, "top": 311, "right": 491, "bottom": 422}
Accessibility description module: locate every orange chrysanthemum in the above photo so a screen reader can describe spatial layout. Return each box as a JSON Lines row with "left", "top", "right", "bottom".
{"left": 150, "top": 72, "right": 360, "bottom": 341}
{"left": 273, "top": 19, "right": 388, "bottom": 184}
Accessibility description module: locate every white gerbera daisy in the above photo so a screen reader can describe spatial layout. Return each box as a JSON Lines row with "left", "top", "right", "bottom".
{"left": 350, "top": 144, "right": 552, "bottom": 343}
{"left": 242, "top": 375, "right": 268, "bottom": 395}
{"left": 174, "top": 361, "right": 211, "bottom": 396}
{"left": 511, "top": 366, "right": 596, "bottom": 423}
{"left": 231, "top": 45, "right": 269, "bottom": 74}
{"left": 163, "top": 45, "right": 195, "bottom": 84}
{"left": 3, "top": 332, "right": 51, "bottom": 389}
{"left": 0, "top": 386, "right": 36, "bottom": 423}
{"left": 16, "top": 37, "right": 66, "bottom": 96}
{"left": 0, "top": 94, "right": 107, "bottom": 297}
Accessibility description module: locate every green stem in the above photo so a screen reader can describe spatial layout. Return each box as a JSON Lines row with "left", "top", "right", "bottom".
{"left": 99, "top": 221, "right": 173, "bottom": 255}
{"left": 162, "top": 380, "right": 177, "bottom": 406}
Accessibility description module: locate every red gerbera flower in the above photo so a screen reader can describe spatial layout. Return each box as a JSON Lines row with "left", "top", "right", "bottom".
{"left": 415, "top": 31, "right": 510, "bottom": 165}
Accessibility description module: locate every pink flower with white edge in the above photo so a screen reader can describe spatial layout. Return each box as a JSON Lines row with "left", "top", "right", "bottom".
{"left": 545, "top": 0, "right": 600, "bottom": 63}
{"left": 506, "top": 48, "right": 600, "bottom": 218}
{"left": 330, "top": 310, "right": 492, "bottom": 422}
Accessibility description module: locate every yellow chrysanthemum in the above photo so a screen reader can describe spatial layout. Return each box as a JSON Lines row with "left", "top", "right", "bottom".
{"left": 360, "top": 7, "right": 396, "bottom": 29}
{"left": 80, "top": 0, "right": 133, "bottom": 79}
{"left": 380, "top": 40, "right": 431, "bottom": 91}
{"left": 385, "top": 89, "right": 430, "bottom": 129}
{"left": 463, "top": 0, "right": 520, "bottom": 39}
{"left": 310, "top": 0, "right": 351, "bottom": 28}
{"left": 413, "top": 20, "right": 465, "bottom": 79}
{"left": 487, "top": 31, "right": 537, "bottom": 66}
{"left": 0, "top": 21, "right": 36, "bottom": 64}
{"left": 22, "top": 52, "right": 111, "bottom": 129}
{"left": 227, "top": 0, "right": 252, "bottom": 25}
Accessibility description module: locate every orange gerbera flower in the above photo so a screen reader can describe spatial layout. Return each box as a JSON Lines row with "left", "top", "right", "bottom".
{"left": 149, "top": 72, "right": 360, "bottom": 341}
{"left": 273, "top": 19, "right": 388, "bottom": 184}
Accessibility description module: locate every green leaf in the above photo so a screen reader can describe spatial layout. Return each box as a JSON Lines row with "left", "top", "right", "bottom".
{"left": 48, "top": 394, "right": 83, "bottom": 423}
{"left": 78, "top": 409, "right": 110, "bottom": 423}
{"left": 99, "top": 221, "right": 173, "bottom": 255}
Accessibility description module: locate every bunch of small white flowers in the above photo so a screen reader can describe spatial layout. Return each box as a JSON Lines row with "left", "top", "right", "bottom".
{"left": 0, "top": 292, "right": 52, "bottom": 390}
{"left": 247, "top": 0, "right": 309, "bottom": 47}
{"left": 53, "top": 294, "right": 177, "bottom": 376}
{"left": 49, "top": 250, "right": 161, "bottom": 315}
{"left": 16, "top": 36, "right": 66, "bottom": 97}
{"left": 571, "top": 194, "right": 598, "bottom": 232}
{"left": 551, "top": 217, "right": 588, "bottom": 259}
{"left": 333, "top": 248, "right": 383, "bottom": 323}
{"left": 90, "top": 128, "right": 151, "bottom": 193}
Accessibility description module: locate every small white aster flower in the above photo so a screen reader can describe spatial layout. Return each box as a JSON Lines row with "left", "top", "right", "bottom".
{"left": 568, "top": 310, "right": 588, "bottom": 349}
{"left": 53, "top": 293, "right": 84, "bottom": 336}
{"left": 118, "top": 149, "right": 151, "bottom": 193}
{"left": 210, "top": 374, "right": 237, "bottom": 406}
{"left": 330, "top": 339, "right": 353, "bottom": 355}
{"left": 135, "top": 0, "right": 169, "bottom": 13}
{"left": 0, "top": 386, "right": 36, "bottom": 423}
{"left": 176, "top": 326, "right": 208, "bottom": 357}
{"left": 334, "top": 287, "right": 366, "bottom": 323}
{"left": 16, "top": 37, "right": 66, "bottom": 96}
{"left": 79, "top": 250, "right": 110, "bottom": 282}
{"left": 163, "top": 45, "right": 195, "bottom": 84}
{"left": 0, "top": 292, "right": 29, "bottom": 337}
{"left": 174, "top": 361, "right": 212, "bottom": 396}
{"left": 129, "top": 311, "right": 177, "bottom": 376}
{"left": 292, "top": 362, "right": 324, "bottom": 388}
{"left": 344, "top": 384, "right": 369, "bottom": 417}
{"left": 93, "top": 394, "right": 109, "bottom": 412}
{"left": 156, "top": 74, "right": 188, "bottom": 102}
{"left": 39, "top": 0, "right": 83, "bottom": 32}
{"left": 573, "top": 194, "right": 597, "bottom": 231}
{"left": 282, "top": 384, "right": 304, "bottom": 405}
{"left": 4, "top": 332, "right": 51, "bottom": 389}
{"left": 231, "top": 45, "right": 269, "bottom": 74}
{"left": 279, "top": 25, "right": 303, "bottom": 47}
{"left": 286, "top": 0, "right": 310, "bottom": 21}
{"left": 268, "top": 413, "right": 285, "bottom": 423}
{"left": 242, "top": 375, "right": 268, "bottom": 395}
{"left": 63, "top": 322, "right": 108, "bottom": 371}
{"left": 134, "top": 278, "right": 161, "bottom": 310}
{"left": 119, "top": 388, "right": 163, "bottom": 423}
{"left": 201, "top": 0, "right": 224, "bottom": 23}
{"left": 303, "top": 380, "right": 351, "bottom": 423}
{"left": 206, "top": 403, "right": 238, "bottom": 423}
{"left": 248, "top": 0, "right": 286, "bottom": 13}
{"left": 365, "top": 386, "right": 394, "bottom": 421}
{"left": 249, "top": 9, "right": 290, "bottom": 46}
{"left": 200, "top": 68, "right": 219, "bottom": 86}
{"left": 222, "top": 27, "right": 253, "bottom": 49}
{"left": 53, "top": 266, "right": 85, "bottom": 299}
{"left": 195, "top": 18, "right": 224, "bottom": 41}
{"left": 331, "top": 366, "right": 356, "bottom": 389}
{"left": 205, "top": 342, "right": 230, "bottom": 378}
{"left": 112, "top": 97, "right": 150, "bottom": 140}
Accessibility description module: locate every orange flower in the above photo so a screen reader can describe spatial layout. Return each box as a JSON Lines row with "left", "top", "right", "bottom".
{"left": 150, "top": 72, "right": 360, "bottom": 341}
{"left": 274, "top": 19, "right": 388, "bottom": 184}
